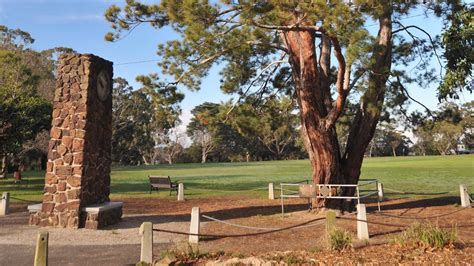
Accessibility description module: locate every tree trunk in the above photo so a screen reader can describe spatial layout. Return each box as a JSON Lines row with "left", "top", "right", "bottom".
{"left": 0, "top": 154, "right": 7, "bottom": 179}
{"left": 283, "top": 10, "right": 392, "bottom": 211}
{"left": 340, "top": 12, "right": 392, "bottom": 211}
{"left": 392, "top": 147, "right": 397, "bottom": 157}
{"left": 201, "top": 150, "right": 207, "bottom": 164}
{"left": 142, "top": 155, "right": 150, "bottom": 165}
{"left": 283, "top": 30, "right": 343, "bottom": 209}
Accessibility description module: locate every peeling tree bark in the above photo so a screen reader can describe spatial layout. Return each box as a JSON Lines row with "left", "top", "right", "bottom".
{"left": 281, "top": 10, "right": 392, "bottom": 211}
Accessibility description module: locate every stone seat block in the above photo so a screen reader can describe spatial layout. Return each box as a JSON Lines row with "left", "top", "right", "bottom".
{"left": 80, "top": 201, "right": 123, "bottom": 230}
{"left": 28, "top": 204, "right": 42, "bottom": 213}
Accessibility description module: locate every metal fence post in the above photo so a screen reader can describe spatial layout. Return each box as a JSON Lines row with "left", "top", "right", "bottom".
{"left": 460, "top": 184, "right": 471, "bottom": 208}
{"left": 268, "top": 183, "right": 275, "bottom": 200}
{"left": 34, "top": 231, "right": 48, "bottom": 266}
{"left": 189, "top": 207, "right": 200, "bottom": 243}
{"left": 357, "top": 204, "right": 369, "bottom": 240}
{"left": 177, "top": 183, "right": 184, "bottom": 201}
{"left": 139, "top": 222, "right": 153, "bottom": 264}
{"left": 0, "top": 192, "right": 9, "bottom": 216}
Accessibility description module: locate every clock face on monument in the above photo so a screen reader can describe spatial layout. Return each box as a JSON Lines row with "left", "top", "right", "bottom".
{"left": 96, "top": 70, "right": 111, "bottom": 101}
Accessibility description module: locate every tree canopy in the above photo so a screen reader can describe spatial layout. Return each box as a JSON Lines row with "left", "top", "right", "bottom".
{"left": 105, "top": 1, "right": 472, "bottom": 209}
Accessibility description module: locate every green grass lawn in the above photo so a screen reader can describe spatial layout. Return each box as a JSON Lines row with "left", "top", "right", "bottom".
{"left": 1, "top": 155, "right": 473, "bottom": 203}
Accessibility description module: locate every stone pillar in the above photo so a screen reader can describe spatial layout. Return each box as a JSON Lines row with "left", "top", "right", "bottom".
{"left": 268, "top": 183, "right": 275, "bottom": 200}
{"left": 325, "top": 210, "right": 336, "bottom": 237}
{"left": 34, "top": 231, "right": 49, "bottom": 266}
{"left": 357, "top": 204, "right": 369, "bottom": 240}
{"left": 177, "top": 183, "right": 184, "bottom": 201}
{"left": 189, "top": 207, "right": 200, "bottom": 244}
{"left": 377, "top": 182, "right": 384, "bottom": 201}
{"left": 460, "top": 184, "right": 471, "bottom": 208}
{"left": 0, "top": 192, "right": 9, "bottom": 216}
{"left": 29, "top": 53, "right": 113, "bottom": 228}
{"left": 139, "top": 222, "right": 153, "bottom": 264}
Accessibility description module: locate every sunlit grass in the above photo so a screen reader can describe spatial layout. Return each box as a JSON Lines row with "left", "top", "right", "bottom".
{"left": 1, "top": 154, "right": 472, "bottom": 203}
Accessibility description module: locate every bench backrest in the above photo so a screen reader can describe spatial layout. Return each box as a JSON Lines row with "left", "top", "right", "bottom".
{"left": 149, "top": 176, "right": 172, "bottom": 188}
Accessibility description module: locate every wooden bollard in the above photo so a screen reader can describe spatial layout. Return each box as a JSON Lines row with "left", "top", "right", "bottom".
{"left": 325, "top": 210, "right": 336, "bottom": 237}
{"left": 268, "top": 183, "right": 275, "bottom": 200}
{"left": 357, "top": 204, "right": 369, "bottom": 240}
{"left": 0, "top": 192, "right": 9, "bottom": 216}
{"left": 139, "top": 222, "right": 153, "bottom": 264}
{"left": 460, "top": 184, "right": 471, "bottom": 208}
{"left": 177, "top": 183, "right": 184, "bottom": 201}
{"left": 189, "top": 207, "right": 200, "bottom": 244}
{"left": 34, "top": 231, "right": 48, "bottom": 266}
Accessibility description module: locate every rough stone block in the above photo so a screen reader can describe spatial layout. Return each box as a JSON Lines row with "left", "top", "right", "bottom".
{"left": 67, "top": 176, "right": 81, "bottom": 187}
{"left": 56, "top": 166, "right": 72, "bottom": 176}
{"left": 41, "top": 203, "right": 55, "bottom": 213}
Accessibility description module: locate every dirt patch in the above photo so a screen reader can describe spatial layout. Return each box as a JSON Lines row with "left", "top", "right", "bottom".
{"left": 4, "top": 196, "right": 474, "bottom": 264}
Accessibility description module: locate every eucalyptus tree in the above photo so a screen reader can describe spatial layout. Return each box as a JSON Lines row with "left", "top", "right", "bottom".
{"left": 105, "top": 1, "right": 466, "bottom": 209}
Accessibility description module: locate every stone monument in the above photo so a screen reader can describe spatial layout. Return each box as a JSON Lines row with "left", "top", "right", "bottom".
{"left": 29, "top": 53, "right": 122, "bottom": 229}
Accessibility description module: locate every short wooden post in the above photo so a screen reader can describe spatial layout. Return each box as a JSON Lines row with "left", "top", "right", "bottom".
{"left": 189, "top": 207, "right": 200, "bottom": 244}
{"left": 34, "top": 231, "right": 48, "bottom": 266}
{"left": 325, "top": 210, "right": 336, "bottom": 237}
{"left": 268, "top": 183, "right": 275, "bottom": 200}
{"left": 460, "top": 184, "right": 471, "bottom": 208}
{"left": 357, "top": 204, "right": 369, "bottom": 240}
{"left": 0, "top": 192, "right": 9, "bottom": 216}
{"left": 177, "top": 183, "right": 184, "bottom": 201}
{"left": 377, "top": 183, "right": 384, "bottom": 201}
{"left": 139, "top": 222, "right": 153, "bottom": 264}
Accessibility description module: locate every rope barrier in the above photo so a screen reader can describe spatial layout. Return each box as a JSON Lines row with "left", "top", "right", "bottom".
{"left": 197, "top": 187, "right": 269, "bottom": 193}
{"left": 152, "top": 216, "right": 325, "bottom": 238}
{"left": 384, "top": 187, "right": 458, "bottom": 195}
{"left": 201, "top": 214, "right": 326, "bottom": 231}
{"left": 336, "top": 216, "right": 474, "bottom": 229}
{"left": 371, "top": 207, "right": 470, "bottom": 220}
{"left": 336, "top": 216, "right": 408, "bottom": 228}
{"left": 9, "top": 196, "right": 41, "bottom": 204}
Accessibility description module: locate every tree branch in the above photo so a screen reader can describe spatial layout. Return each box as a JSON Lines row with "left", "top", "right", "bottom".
{"left": 392, "top": 22, "right": 443, "bottom": 78}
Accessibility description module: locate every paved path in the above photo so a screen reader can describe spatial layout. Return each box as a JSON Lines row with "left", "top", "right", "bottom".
{"left": 0, "top": 212, "right": 190, "bottom": 265}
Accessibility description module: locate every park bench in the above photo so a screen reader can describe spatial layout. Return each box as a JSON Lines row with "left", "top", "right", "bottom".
{"left": 148, "top": 175, "right": 179, "bottom": 195}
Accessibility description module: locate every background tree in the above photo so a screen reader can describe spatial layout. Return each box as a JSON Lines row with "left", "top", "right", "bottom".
{"left": 112, "top": 78, "right": 153, "bottom": 165}
{"left": 111, "top": 76, "right": 184, "bottom": 165}
{"left": 438, "top": 4, "right": 473, "bottom": 99}
{"left": 187, "top": 102, "right": 220, "bottom": 163}
{"left": 105, "top": 1, "right": 467, "bottom": 209}
{"left": 225, "top": 96, "right": 299, "bottom": 160}
{"left": 0, "top": 25, "right": 73, "bottom": 176}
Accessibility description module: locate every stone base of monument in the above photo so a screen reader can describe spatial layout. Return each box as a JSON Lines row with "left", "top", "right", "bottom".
{"left": 80, "top": 202, "right": 123, "bottom": 230}
{"left": 28, "top": 203, "right": 42, "bottom": 213}
{"left": 28, "top": 202, "right": 123, "bottom": 230}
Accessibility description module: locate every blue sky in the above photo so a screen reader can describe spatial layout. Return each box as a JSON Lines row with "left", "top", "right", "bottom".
{"left": 1, "top": 0, "right": 472, "bottom": 123}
